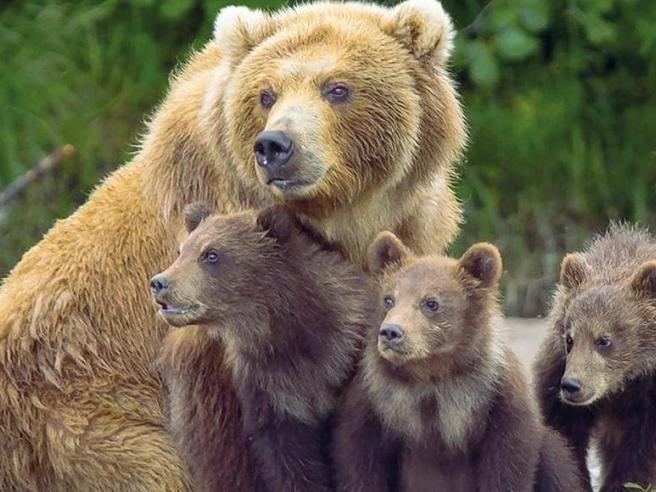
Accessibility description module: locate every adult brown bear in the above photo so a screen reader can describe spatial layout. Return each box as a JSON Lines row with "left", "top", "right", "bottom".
{"left": 0, "top": 0, "right": 465, "bottom": 489}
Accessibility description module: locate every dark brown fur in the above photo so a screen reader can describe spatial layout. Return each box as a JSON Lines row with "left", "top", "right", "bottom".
{"left": 156, "top": 206, "right": 376, "bottom": 491}
{"left": 334, "top": 232, "right": 583, "bottom": 492}
{"left": 533, "top": 224, "right": 656, "bottom": 491}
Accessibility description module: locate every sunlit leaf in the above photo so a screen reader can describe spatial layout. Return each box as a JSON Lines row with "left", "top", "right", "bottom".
{"left": 496, "top": 26, "right": 538, "bottom": 60}
{"left": 467, "top": 40, "right": 499, "bottom": 87}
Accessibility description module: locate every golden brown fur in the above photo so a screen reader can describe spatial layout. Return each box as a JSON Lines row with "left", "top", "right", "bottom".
{"left": 0, "top": 1, "right": 465, "bottom": 489}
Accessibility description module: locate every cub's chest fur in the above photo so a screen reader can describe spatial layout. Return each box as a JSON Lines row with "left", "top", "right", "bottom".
{"left": 365, "top": 366, "right": 493, "bottom": 450}
{"left": 224, "top": 335, "right": 351, "bottom": 425}
{"left": 363, "top": 357, "right": 502, "bottom": 452}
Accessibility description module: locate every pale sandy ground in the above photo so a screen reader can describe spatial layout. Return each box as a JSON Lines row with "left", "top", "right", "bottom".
{"left": 504, "top": 317, "right": 601, "bottom": 489}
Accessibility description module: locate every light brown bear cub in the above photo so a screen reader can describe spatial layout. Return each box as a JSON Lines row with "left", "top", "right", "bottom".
{"left": 534, "top": 224, "right": 656, "bottom": 491}
{"left": 334, "top": 232, "right": 583, "bottom": 492}
{"left": 154, "top": 204, "right": 375, "bottom": 491}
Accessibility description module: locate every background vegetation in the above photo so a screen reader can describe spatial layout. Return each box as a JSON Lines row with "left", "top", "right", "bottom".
{"left": 1, "top": 0, "right": 654, "bottom": 315}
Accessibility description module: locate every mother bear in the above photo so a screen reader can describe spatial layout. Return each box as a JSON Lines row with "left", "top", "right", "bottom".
{"left": 0, "top": 0, "right": 465, "bottom": 490}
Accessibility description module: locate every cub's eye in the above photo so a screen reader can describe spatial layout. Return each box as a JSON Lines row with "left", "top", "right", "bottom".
{"left": 596, "top": 336, "right": 613, "bottom": 350}
{"left": 259, "top": 90, "right": 276, "bottom": 109}
{"left": 203, "top": 249, "right": 220, "bottom": 264}
{"left": 383, "top": 295, "right": 395, "bottom": 310}
{"left": 423, "top": 298, "right": 439, "bottom": 312}
{"left": 565, "top": 334, "right": 574, "bottom": 353}
{"left": 323, "top": 83, "right": 350, "bottom": 103}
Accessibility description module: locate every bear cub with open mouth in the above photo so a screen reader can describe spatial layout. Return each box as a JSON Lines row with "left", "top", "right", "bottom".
{"left": 151, "top": 205, "right": 375, "bottom": 491}
{"left": 333, "top": 232, "right": 583, "bottom": 492}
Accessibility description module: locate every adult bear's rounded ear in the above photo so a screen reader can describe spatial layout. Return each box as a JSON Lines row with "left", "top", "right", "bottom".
{"left": 368, "top": 231, "right": 410, "bottom": 275}
{"left": 458, "top": 243, "right": 502, "bottom": 288}
{"left": 631, "top": 261, "right": 656, "bottom": 300}
{"left": 256, "top": 206, "right": 297, "bottom": 242}
{"left": 213, "top": 6, "right": 275, "bottom": 67}
{"left": 183, "top": 202, "right": 212, "bottom": 233}
{"left": 560, "top": 253, "right": 589, "bottom": 291}
{"left": 382, "top": 0, "right": 455, "bottom": 65}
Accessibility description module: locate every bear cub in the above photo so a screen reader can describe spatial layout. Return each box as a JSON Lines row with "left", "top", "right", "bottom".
{"left": 534, "top": 224, "right": 656, "bottom": 491}
{"left": 152, "top": 205, "right": 375, "bottom": 492}
{"left": 334, "top": 232, "right": 583, "bottom": 492}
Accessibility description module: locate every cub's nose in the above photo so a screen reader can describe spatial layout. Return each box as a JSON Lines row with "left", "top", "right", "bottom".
{"left": 379, "top": 324, "right": 405, "bottom": 344}
{"left": 254, "top": 131, "right": 294, "bottom": 169}
{"left": 560, "top": 377, "right": 582, "bottom": 395}
{"left": 149, "top": 275, "right": 169, "bottom": 295}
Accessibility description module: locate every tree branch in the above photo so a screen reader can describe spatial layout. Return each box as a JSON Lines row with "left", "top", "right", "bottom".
{"left": 0, "top": 145, "right": 75, "bottom": 211}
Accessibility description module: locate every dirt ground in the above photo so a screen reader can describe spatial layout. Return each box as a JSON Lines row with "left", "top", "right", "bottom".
{"left": 504, "top": 317, "right": 601, "bottom": 489}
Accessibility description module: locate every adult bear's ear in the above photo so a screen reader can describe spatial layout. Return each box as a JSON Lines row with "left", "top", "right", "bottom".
{"left": 631, "top": 261, "right": 656, "bottom": 300}
{"left": 368, "top": 231, "right": 410, "bottom": 275}
{"left": 458, "top": 243, "right": 502, "bottom": 288}
{"left": 183, "top": 202, "right": 212, "bottom": 233}
{"left": 256, "top": 206, "right": 297, "bottom": 242}
{"left": 213, "top": 6, "right": 275, "bottom": 66}
{"left": 382, "top": 0, "right": 455, "bottom": 65}
{"left": 560, "top": 253, "right": 589, "bottom": 291}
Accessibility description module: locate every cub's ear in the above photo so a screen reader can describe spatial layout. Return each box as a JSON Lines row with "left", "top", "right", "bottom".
{"left": 383, "top": 0, "right": 455, "bottom": 65}
{"left": 631, "top": 261, "right": 656, "bottom": 299}
{"left": 183, "top": 202, "right": 212, "bottom": 233}
{"left": 560, "top": 253, "right": 589, "bottom": 291}
{"left": 256, "top": 206, "right": 297, "bottom": 242}
{"left": 458, "top": 243, "right": 502, "bottom": 288}
{"left": 213, "top": 6, "right": 274, "bottom": 66}
{"left": 368, "top": 231, "right": 410, "bottom": 274}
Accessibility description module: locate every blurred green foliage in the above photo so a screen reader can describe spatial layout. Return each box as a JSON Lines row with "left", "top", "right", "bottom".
{"left": 1, "top": 0, "right": 654, "bottom": 315}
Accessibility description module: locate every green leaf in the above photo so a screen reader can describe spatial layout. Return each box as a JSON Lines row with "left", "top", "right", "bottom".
{"left": 496, "top": 26, "right": 539, "bottom": 61}
{"left": 487, "top": 6, "right": 518, "bottom": 34}
{"left": 624, "top": 483, "right": 652, "bottom": 491}
{"left": 520, "top": 2, "right": 550, "bottom": 33}
{"left": 159, "top": 0, "right": 195, "bottom": 21}
{"left": 467, "top": 41, "right": 499, "bottom": 88}
{"left": 580, "top": 0, "right": 615, "bottom": 15}
{"left": 583, "top": 15, "right": 616, "bottom": 46}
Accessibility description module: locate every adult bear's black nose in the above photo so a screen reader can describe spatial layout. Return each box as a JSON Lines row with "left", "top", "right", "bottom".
{"left": 560, "top": 377, "right": 582, "bottom": 395}
{"left": 254, "top": 131, "right": 294, "bottom": 169}
{"left": 379, "top": 324, "right": 405, "bottom": 344}
{"left": 149, "top": 275, "right": 169, "bottom": 295}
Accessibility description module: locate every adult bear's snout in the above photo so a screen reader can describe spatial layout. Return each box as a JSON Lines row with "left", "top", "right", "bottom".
{"left": 254, "top": 131, "right": 295, "bottom": 171}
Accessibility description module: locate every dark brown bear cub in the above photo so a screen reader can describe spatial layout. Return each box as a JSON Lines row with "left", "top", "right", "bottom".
{"left": 533, "top": 224, "right": 656, "bottom": 492}
{"left": 152, "top": 204, "right": 374, "bottom": 492}
{"left": 334, "top": 232, "right": 583, "bottom": 492}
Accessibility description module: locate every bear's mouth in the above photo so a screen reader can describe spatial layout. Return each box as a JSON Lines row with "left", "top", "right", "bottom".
{"left": 157, "top": 302, "right": 195, "bottom": 315}
{"left": 560, "top": 390, "right": 597, "bottom": 407}
{"left": 267, "top": 177, "right": 312, "bottom": 190}
{"left": 377, "top": 343, "right": 410, "bottom": 363}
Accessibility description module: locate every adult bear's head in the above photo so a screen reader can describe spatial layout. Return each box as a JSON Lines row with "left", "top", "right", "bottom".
{"left": 204, "top": 0, "right": 466, "bottom": 217}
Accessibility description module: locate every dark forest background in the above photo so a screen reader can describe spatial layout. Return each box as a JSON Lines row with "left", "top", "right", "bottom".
{"left": 1, "top": 0, "right": 655, "bottom": 315}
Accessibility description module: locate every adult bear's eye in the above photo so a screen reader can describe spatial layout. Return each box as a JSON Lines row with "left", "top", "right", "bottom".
{"left": 383, "top": 295, "right": 395, "bottom": 310}
{"left": 322, "top": 83, "right": 351, "bottom": 103}
{"left": 203, "top": 249, "right": 220, "bottom": 264}
{"left": 259, "top": 90, "right": 276, "bottom": 109}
